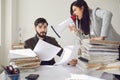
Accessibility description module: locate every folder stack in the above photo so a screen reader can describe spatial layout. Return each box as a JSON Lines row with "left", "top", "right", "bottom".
{"left": 10, "top": 57, "right": 41, "bottom": 70}
{"left": 9, "top": 49, "right": 41, "bottom": 70}
{"left": 78, "top": 39, "right": 120, "bottom": 71}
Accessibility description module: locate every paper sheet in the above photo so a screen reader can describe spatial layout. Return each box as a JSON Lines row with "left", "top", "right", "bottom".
{"left": 33, "top": 40, "right": 61, "bottom": 61}
{"left": 66, "top": 73, "right": 105, "bottom": 80}
{"left": 55, "top": 45, "right": 79, "bottom": 65}
{"left": 9, "top": 49, "right": 37, "bottom": 59}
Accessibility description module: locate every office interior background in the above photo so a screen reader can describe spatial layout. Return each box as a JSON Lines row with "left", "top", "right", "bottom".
{"left": 0, "top": 0, "right": 120, "bottom": 65}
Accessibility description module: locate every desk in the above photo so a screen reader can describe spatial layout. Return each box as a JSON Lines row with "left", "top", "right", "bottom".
{"left": 0, "top": 65, "right": 106, "bottom": 80}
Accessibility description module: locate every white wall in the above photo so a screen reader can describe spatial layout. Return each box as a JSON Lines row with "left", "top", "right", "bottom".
{"left": 0, "top": 0, "right": 1, "bottom": 46}
{"left": 0, "top": 0, "right": 120, "bottom": 65}
{"left": 16, "top": 0, "right": 120, "bottom": 47}
{"left": 16, "top": 0, "right": 76, "bottom": 47}
{"left": 0, "top": 0, "right": 16, "bottom": 65}
{"left": 85, "top": 0, "right": 120, "bottom": 34}
{"left": 0, "top": 0, "right": 5, "bottom": 65}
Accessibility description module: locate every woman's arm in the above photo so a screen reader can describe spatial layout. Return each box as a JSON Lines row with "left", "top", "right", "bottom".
{"left": 93, "top": 9, "right": 112, "bottom": 40}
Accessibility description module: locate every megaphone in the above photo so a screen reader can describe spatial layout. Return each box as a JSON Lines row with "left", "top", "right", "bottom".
{"left": 51, "top": 15, "right": 77, "bottom": 38}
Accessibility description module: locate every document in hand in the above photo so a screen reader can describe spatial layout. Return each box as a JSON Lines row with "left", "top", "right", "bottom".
{"left": 55, "top": 45, "right": 79, "bottom": 65}
{"left": 33, "top": 40, "right": 61, "bottom": 61}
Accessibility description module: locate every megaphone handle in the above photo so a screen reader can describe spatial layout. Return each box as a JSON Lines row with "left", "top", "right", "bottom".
{"left": 51, "top": 26, "right": 61, "bottom": 38}
{"left": 76, "top": 19, "right": 79, "bottom": 29}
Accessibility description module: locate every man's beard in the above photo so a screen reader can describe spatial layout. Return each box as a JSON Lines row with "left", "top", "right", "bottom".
{"left": 37, "top": 31, "right": 47, "bottom": 38}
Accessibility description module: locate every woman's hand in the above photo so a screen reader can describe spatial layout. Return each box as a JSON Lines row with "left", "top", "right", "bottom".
{"left": 91, "top": 36, "right": 105, "bottom": 40}
{"left": 68, "top": 58, "right": 78, "bottom": 67}
{"left": 69, "top": 25, "right": 78, "bottom": 35}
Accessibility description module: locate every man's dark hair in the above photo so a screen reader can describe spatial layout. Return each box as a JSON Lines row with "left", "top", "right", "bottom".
{"left": 34, "top": 18, "right": 48, "bottom": 27}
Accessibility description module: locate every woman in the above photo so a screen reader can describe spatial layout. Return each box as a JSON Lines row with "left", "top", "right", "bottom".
{"left": 69, "top": 0, "right": 120, "bottom": 41}
{"left": 69, "top": 0, "right": 120, "bottom": 79}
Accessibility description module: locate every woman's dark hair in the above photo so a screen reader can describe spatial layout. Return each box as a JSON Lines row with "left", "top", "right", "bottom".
{"left": 34, "top": 18, "right": 48, "bottom": 27}
{"left": 70, "top": 0, "right": 90, "bottom": 35}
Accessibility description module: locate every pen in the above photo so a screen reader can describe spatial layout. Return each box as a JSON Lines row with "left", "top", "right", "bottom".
{"left": 1, "top": 65, "right": 20, "bottom": 74}
{"left": 1, "top": 65, "right": 10, "bottom": 74}
{"left": 6, "top": 65, "right": 14, "bottom": 74}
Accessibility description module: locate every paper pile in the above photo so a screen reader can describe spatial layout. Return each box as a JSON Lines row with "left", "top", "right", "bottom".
{"left": 78, "top": 39, "right": 120, "bottom": 72}
{"left": 9, "top": 49, "right": 41, "bottom": 70}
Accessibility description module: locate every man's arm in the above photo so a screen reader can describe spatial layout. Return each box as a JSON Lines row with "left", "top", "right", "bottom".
{"left": 24, "top": 39, "right": 36, "bottom": 50}
{"left": 24, "top": 41, "right": 30, "bottom": 48}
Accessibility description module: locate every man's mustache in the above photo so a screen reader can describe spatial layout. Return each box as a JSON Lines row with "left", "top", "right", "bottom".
{"left": 36, "top": 31, "right": 47, "bottom": 38}
{"left": 40, "top": 32, "right": 46, "bottom": 34}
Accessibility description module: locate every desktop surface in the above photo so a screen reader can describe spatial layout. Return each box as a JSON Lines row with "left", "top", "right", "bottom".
{"left": 0, "top": 65, "right": 111, "bottom": 80}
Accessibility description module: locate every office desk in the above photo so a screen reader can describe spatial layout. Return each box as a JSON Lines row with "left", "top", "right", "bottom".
{"left": 0, "top": 65, "right": 105, "bottom": 80}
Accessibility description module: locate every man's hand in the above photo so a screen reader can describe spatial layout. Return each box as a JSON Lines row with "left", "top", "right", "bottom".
{"left": 37, "top": 58, "right": 42, "bottom": 65}
{"left": 68, "top": 58, "right": 78, "bottom": 67}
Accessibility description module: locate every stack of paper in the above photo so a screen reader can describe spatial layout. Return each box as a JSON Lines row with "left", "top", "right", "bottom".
{"left": 78, "top": 39, "right": 120, "bottom": 71}
{"left": 9, "top": 49, "right": 41, "bottom": 70}
{"left": 94, "top": 61, "right": 120, "bottom": 75}
{"left": 82, "top": 39, "right": 120, "bottom": 46}
{"left": 9, "top": 40, "right": 62, "bottom": 70}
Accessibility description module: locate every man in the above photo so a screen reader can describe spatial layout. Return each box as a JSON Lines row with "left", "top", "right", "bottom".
{"left": 24, "top": 17, "right": 77, "bottom": 66}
